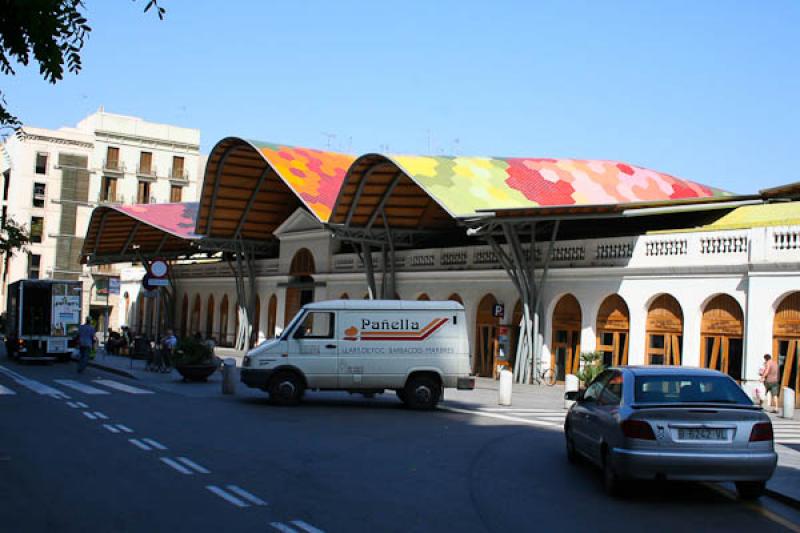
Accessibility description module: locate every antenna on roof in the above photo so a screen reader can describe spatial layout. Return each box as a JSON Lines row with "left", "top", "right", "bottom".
{"left": 322, "top": 132, "right": 336, "bottom": 149}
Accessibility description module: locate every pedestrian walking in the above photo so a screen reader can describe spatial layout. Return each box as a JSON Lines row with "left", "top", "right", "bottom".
{"left": 762, "top": 353, "right": 780, "bottom": 413}
{"left": 76, "top": 317, "right": 96, "bottom": 373}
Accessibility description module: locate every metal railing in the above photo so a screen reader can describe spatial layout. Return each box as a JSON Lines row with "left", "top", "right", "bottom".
{"left": 136, "top": 164, "right": 158, "bottom": 177}
{"left": 103, "top": 159, "right": 125, "bottom": 173}
{"left": 169, "top": 167, "right": 189, "bottom": 180}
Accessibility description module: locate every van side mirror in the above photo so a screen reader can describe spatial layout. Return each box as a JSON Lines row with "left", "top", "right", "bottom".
{"left": 564, "top": 389, "right": 584, "bottom": 402}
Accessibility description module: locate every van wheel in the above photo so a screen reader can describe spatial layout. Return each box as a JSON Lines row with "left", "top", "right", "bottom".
{"left": 268, "top": 372, "right": 304, "bottom": 406}
{"left": 404, "top": 375, "right": 441, "bottom": 410}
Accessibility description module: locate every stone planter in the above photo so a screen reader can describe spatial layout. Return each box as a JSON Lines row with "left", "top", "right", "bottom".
{"left": 175, "top": 364, "right": 218, "bottom": 382}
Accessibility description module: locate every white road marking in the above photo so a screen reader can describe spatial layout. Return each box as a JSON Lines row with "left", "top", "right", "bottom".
{"left": 66, "top": 401, "right": 79, "bottom": 408}
{"left": 0, "top": 366, "right": 69, "bottom": 399}
{"left": 76, "top": 402, "right": 88, "bottom": 408}
{"left": 129, "top": 439, "right": 152, "bottom": 451}
{"left": 102, "top": 424, "right": 120, "bottom": 434}
{"left": 141, "top": 438, "right": 167, "bottom": 450}
{"left": 115, "top": 424, "right": 134, "bottom": 433}
{"left": 270, "top": 523, "right": 299, "bottom": 533}
{"left": 290, "top": 520, "right": 326, "bottom": 533}
{"left": 83, "top": 411, "right": 98, "bottom": 420}
{"left": 176, "top": 457, "right": 210, "bottom": 474}
{"left": 160, "top": 457, "right": 194, "bottom": 475}
{"left": 206, "top": 485, "right": 248, "bottom": 507}
{"left": 54, "top": 380, "right": 110, "bottom": 395}
{"left": 439, "top": 406, "right": 561, "bottom": 428}
{"left": 224, "top": 485, "right": 267, "bottom": 506}
{"left": 92, "top": 411, "right": 109, "bottom": 420}
{"left": 0, "top": 384, "right": 16, "bottom": 395}
{"left": 92, "top": 379, "right": 153, "bottom": 394}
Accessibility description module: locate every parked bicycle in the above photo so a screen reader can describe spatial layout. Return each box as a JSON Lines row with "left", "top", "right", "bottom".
{"left": 538, "top": 364, "right": 558, "bottom": 386}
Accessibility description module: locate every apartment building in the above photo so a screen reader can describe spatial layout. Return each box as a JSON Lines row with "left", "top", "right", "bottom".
{"left": 0, "top": 109, "right": 202, "bottom": 333}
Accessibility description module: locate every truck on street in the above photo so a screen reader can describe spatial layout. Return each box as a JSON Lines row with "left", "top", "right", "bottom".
{"left": 4, "top": 279, "right": 83, "bottom": 362}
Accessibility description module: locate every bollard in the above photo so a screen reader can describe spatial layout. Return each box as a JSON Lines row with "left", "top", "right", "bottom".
{"left": 222, "top": 358, "right": 236, "bottom": 395}
{"left": 782, "top": 387, "right": 796, "bottom": 419}
{"left": 498, "top": 368, "right": 513, "bottom": 406}
{"left": 565, "top": 374, "right": 580, "bottom": 409}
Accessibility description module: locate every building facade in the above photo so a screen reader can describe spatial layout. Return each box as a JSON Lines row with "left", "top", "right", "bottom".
{"left": 0, "top": 110, "right": 203, "bottom": 332}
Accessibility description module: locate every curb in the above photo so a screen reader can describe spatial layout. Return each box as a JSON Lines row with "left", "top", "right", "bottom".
{"left": 87, "top": 361, "right": 138, "bottom": 380}
{"left": 765, "top": 488, "right": 800, "bottom": 510}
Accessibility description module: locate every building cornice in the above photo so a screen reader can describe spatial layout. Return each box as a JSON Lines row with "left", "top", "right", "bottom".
{"left": 94, "top": 129, "right": 200, "bottom": 153}
{"left": 18, "top": 132, "right": 94, "bottom": 150}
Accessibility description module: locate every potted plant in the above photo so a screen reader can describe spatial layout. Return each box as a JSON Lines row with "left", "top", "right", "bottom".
{"left": 172, "top": 336, "right": 218, "bottom": 382}
{"left": 575, "top": 351, "right": 605, "bottom": 386}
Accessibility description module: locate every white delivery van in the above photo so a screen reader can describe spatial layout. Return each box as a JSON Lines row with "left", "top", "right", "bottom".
{"left": 241, "top": 299, "right": 475, "bottom": 408}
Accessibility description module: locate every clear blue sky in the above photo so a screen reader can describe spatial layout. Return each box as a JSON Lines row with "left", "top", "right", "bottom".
{"left": 4, "top": 0, "right": 799, "bottom": 193}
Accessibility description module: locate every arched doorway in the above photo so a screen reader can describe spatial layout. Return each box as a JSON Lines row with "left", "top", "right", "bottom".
{"left": 646, "top": 294, "right": 683, "bottom": 365}
{"left": 774, "top": 292, "right": 800, "bottom": 406}
{"left": 475, "top": 294, "right": 499, "bottom": 377}
{"left": 191, "top": 294, "right": 201, "bottom": 335}
{"left": 285, "top": 249, "right": 315, "bottom": 324}
{"left": 448, "top": 293, "right": 463, "bottom": 304}
{"left": 417, "top": 293, "right": 430, "bottom": 301}
{"left": 180, "top": 294, "right": 189, "bottom": 339}
{"left": 596, "top": 294, "right": 630, "bottom": 368}
{"left": 552, "top": 294, "right": 582, "bottom": 381}
{"left": 701, "top": 294, "right": 744, "bottom": 380}
{"left": 267, "top": 294, "right": 277, "bottom": 338}
{"left": 220, "top": 295, "right": 230, "bottom": 346}
{"left": 205, "top": 294, "right": 215, "bottom": 339}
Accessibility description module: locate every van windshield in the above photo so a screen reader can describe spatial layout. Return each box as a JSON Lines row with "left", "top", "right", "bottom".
{"left": 280, "top": 311, "right": 306, "bottom": 340}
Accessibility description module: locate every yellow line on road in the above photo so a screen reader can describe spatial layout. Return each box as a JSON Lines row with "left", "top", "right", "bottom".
{"left": 704, "top": 483, "right": 800, "bottom": 532}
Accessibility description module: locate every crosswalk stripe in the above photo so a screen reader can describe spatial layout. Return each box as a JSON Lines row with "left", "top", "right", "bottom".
{"left": 160, "top": 457, "right": 194, "bottom": 475}
{"left": 54, "top": 380, "right": 110, "bottom": 395}
{"left": 176, "top": 457, "right": 210, "bottom": 474}
{"left": 0, "top": 365, "right": 69, "bottom": 399}
{"left": 103, "top": 424, "right": 120, "bottom": 434}
{"left": 270, "top": 523, "right": 299, "bottom": 533}
{"left": 129, "top": 439, "right": 152, "bottom": 451}
{"left": 0, "top": 384, "right": 16, "bottom": 395}
{"left": 290, "top": 520, "right": 326, "bottom": 533}
{"left": 206, "top": 485, "right": 248, "bottom": 507}
{"left": 92, "top": 379, "right": 153, "bottom": 395}
{"left": 225, "top": 485, "right": 266, "bottom": 506}
{"left": 141, "top": 438, "right": 167, "bottom": 450}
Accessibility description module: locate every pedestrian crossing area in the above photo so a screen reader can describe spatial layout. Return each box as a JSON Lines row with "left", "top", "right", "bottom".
{"left": 0, "top": 365, "right": 153, "bottom": 398}
{"left": 771, "top": 417, "right": 800, "bottom": 445}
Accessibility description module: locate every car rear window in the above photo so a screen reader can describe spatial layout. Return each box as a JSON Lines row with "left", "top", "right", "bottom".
{"left": 633, "top": 375, "right": 753, "bottom": 405}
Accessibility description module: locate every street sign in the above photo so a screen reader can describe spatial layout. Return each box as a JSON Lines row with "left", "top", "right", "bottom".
{"left": 493, "top": 303, "right": 505, "bottom": 318}
{"left": 149, "top": 259, "right": 169, "bottom": 279}
{"left": 109, "top": 278, "right": 121, "bottom": 295}
{"left": 143, "top": 273, "right": 169, "bottom": 291}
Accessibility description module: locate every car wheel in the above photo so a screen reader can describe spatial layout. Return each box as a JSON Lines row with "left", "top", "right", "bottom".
{"left": 603, "top": 449, "right": 623, "bottom": 496}
{"left": 404, "top": 375, "right": 441, "bottom": 410}
{"left": 268, "top": 371, "right": 304, "bottom": 406}
{"left": 565, "top": 428, "right": 578, "bottom": 464}
{"left": 735, "top": 481, "right": 766, "bottom": 500}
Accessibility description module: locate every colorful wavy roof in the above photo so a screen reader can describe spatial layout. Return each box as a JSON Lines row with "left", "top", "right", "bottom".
{"left": 387, "top": 155, "right": 730, "bottom": 217}
{"left": 116, "top": 202, "right": 201, "bottom": 239}
{"left": 250, "top": 140, "right": 355, "bottom": 221}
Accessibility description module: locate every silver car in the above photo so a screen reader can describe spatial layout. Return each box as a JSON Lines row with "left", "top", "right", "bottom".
{"left": 564, "top": 366, "right": 777, "bottom": 498}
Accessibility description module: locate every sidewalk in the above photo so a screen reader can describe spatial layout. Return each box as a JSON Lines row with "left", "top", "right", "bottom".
{"left": 88, "top": 352, "right": 800, "bottom": 508}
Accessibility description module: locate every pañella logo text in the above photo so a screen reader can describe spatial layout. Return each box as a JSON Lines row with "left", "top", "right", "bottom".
{"left": 344, "top": 318, "right": 448, "bottom": 341}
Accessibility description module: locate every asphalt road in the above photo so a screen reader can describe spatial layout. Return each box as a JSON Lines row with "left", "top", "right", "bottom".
{"left": 1, "top": 361, "right": 799, "bottom": 533}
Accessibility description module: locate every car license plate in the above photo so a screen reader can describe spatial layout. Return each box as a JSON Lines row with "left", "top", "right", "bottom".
{"left": 678, "top": 427, "right": 727, "bottom": 440}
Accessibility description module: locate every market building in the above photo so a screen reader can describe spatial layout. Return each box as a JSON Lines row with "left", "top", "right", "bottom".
{"left": 82, "top": 137, "right": 800, "bottom": 403}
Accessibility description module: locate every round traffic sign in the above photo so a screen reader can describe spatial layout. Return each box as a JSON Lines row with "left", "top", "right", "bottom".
{"left": 150, "top": 260, "right": 168, "bottom": 278}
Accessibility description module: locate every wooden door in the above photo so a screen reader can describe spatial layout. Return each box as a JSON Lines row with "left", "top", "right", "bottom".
{"left": 701, "top": 294, "right": 744, "bottom": 380}
{"left": 552, "top": 294, "right": 582, "bottom": 380}
{"left": 774, "top": 292, "right": 800, "bottom": 406}
{"left": 596, "top": 294, "right": 630, "bottom": 367}
{"left": 646, "top": 294, "right": 683, "bottom": 365}
{"left": 475, "top": 294, "right": 499, "bottom": 377}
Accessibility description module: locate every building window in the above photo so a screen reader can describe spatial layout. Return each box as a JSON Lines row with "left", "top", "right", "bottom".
{"left": 100, "top": 176, "right": 117, "bottom": 202}
{"left": 30, "top": 216, "right": 44, "bottom": 243}
{"left": 35, "top": 153, "right": 48, "bottom": 175}
{"left": 105, "top": 146, "right": 120, "bottom": 170}
{"left": 170, "top": 185, "right": 183, "bottom": 203}
{"left": 28, "top": 254, "right": 41, "bottom": 279}
{"left": 137, "top": 180, "right": 151, "bottom": 204}
{"left": 171, "top": 156, "right": 185, "bottom": 179}
{"left": 139, "top": 151, "right": 153, "bottom": 175}
{"left": 32, "top": 182, "right": 46, "bottom": 208}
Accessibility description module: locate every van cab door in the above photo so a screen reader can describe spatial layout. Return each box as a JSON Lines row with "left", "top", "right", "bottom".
{"left": 287, "top": 310, "right": 338, "bottom": 389}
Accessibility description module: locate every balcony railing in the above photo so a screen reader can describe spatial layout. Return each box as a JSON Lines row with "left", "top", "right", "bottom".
{"left": 136, "top": 164, "right": 158, "bottom": 178}
{"left": 171, "top": 225, "right": 800, "bottom": 278}
{"left": 103, "top": 159, "right": 125, "bottom": 173}
{"left": 169, "top": 167, "right": 189, "bottom": 181}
